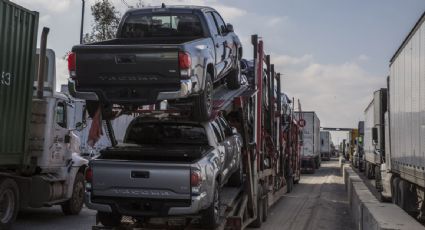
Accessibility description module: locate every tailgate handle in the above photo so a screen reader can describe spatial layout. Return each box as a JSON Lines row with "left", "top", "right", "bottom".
{"left": 131, "top": 171, "right": 150, "bottom": 178}
{"left": 116, "top": 55, "right": 136, "bottom": 64}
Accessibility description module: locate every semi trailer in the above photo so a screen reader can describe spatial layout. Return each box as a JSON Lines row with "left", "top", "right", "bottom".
{"left": 372, "top": 12, "right": 425, "bottom": 222}
{"left": 363, "top": 89, "right": 387, "bottom": 180}
{"left": 320, "top": 131, "right": 332, "bottom": 161}
{"left": 0, "top": 1, "right": 88, "bottom": 229}
{"left": 295, "top": 111, "right": 320, "bottom": 173}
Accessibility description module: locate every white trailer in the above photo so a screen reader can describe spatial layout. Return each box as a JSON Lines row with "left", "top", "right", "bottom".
{"left": 363, "top": 89, "right": 387, "bottom": 180}
{"left": 320, "top": 131, "right": 331, "bottom": 161}
{"left": 378, "top": 12, "right": 425, "bottom": 221}
{"left": 296, "top": 112, "right": 321, "bottom": 173}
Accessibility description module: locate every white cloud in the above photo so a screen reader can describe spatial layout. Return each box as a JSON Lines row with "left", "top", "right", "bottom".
{"left": 357, "top": 54, "right": 370, "bottom": 62}
{"left": 266, "top": 16, "right": 288, "bottom": 27}
{"left": 273, "top": 54, "right": 313, "bottom": 66}
{"left": 56, "top": 58, "right": 68, "bottom": 91}
{"left": 281, "top": 59, "right": 386, "bottom": 130}
{"left": 13, "top": 0, "right": 72, "bottom": 13}
{"left": 39, "top": 14, "right": 51, "bottom": 24}
{"left": 211, "top": 4, "right": 247, "bottom": 20}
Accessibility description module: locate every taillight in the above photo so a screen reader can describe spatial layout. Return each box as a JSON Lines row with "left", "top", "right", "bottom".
{"left": 191, "top": 170, "right": 201, "bottom": 187}
{"left": 179, "top": 51, "right": 191, "bottom": 69}
{"left": 68, "top": 52, "right": 76, "bottom": 79}
{"left": 85, "top": 166, "right": 93, "bottom": 191}
{"left": 191, "top": 170, "right": 202, "bottom": 195}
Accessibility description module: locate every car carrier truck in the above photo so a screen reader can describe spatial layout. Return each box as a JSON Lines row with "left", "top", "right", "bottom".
{"left": 373, "top": 12, "right": 425, "bottom": 222}
{"left": 70, "top": 33, "right": 302, "bottom": 229}
{"left": 295, "top": 111, "right": 321, "bottom": 173}
{"left": 0, "top": 2, "right": 88, "bottom": 229}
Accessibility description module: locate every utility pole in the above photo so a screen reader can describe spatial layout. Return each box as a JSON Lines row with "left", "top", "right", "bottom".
{"left": 80, "top": 0, "right": 85, "bottom": 44}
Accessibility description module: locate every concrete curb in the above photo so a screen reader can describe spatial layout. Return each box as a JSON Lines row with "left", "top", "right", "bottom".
{"left": 341, "top": 163, "right": 425, "bottom": 230}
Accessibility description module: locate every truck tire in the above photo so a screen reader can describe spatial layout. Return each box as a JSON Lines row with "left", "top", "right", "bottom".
{"left": 262, "top": 196, "right": 268, "bottom": 222}
{"left": 311, "top": 160, "right": 316, "bottom": 174}
{"left": 201, "top": 184, "right": 221, "bottom": 229}
{"left": 226, "top": 60, "right": 241, "bottom": 90}
{"left": 249, "top": 192, "right": 263, "bottom": 228}
{"left": 0, "top": 178, "right": 19, "bottom": 230}
{"left": 398, "top": 180, "right": 417, "bottom": 213}
{"left": 228, "top": 159, "right": 243, "bottom": 187}
{"left": 61, "top": 172, "right": 85, "bottom": 215}
{"left": 392, "top": 177, "right": 400, "bottom": 205}
{"left": 366, "top": 162, "right": 374, "bottom": 179}
{"left": 193, "top": 73, "right": 213, "bottom": 122}
{"left": 97, "top": 211, "right": 122, "bottom": 227}
{"left": 287, "top": 176, "right": 294, "bottom": 193}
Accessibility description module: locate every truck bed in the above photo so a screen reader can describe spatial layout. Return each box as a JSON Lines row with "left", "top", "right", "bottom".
{"left": 99, "top": 144, "right": 212, "bottom": 163}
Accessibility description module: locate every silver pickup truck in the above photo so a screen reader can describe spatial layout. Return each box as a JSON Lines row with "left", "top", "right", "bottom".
{"left": 85, "top": 115, "right": 243, "bottom": 228}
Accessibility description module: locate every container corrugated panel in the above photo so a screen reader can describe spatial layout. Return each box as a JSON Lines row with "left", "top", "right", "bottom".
{"left": 389, "top": 12, "right": 425, "bottom": 187}
{"left": 0, "top": 0, "right": 38, "bottom": 166}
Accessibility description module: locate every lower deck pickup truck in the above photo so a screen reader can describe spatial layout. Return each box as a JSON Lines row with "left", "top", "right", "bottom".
{"left": 85, "top": 115, "right": 243, "bottom": 228}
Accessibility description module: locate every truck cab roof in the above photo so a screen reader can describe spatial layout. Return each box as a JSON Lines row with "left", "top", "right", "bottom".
{"left": 125, "top": 5, "right": 216, "bottom": 14}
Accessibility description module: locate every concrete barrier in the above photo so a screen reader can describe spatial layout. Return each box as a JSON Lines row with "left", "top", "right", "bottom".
{"left": 342, "top": 164, "right": 425, "bottom": 230}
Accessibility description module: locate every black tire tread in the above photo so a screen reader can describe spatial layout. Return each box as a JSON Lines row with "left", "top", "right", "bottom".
{"left": 61, "top": 172, "right": 85, "bottom": 215}
{"left": 0, "top": 178, "right": 19, "bottom": 230}
{"left": 97, "top": 211, "right": 122, "bottom": 227}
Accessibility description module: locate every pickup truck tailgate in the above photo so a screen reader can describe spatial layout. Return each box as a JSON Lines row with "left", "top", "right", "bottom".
{"left": 74, "top": 45, "right": 180, "bottom": 105}
{"left": 91, "top": 160, "right": 191, "bottom": 200}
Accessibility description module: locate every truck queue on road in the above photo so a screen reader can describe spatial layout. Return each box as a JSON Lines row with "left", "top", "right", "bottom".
{"left": 2, "top": 0, "right": 425, "bottom": 229}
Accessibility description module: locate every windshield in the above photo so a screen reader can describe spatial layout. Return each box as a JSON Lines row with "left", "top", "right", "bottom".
{"left": 120, "top": 13, "right": 203, "bottom": 38}
{"left": 125, "top": 122, "right": 208, "bottom": 145}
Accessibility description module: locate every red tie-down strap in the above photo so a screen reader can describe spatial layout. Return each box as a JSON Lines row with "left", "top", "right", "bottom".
{"left": 87, "top": 105, "right": 103, "bottom": 147}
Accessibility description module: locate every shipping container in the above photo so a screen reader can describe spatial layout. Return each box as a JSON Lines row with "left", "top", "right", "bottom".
{"left": 0, "top": 0, "right": 39, "bottom": 166}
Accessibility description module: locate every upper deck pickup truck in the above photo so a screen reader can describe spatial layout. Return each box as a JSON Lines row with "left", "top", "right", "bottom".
{"left": 68, "top": 5, "right": 242, "bottom": 121}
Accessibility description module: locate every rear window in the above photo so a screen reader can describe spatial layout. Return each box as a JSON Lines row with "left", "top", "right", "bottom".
{"left": 120, "top": 13, "right": 203, "bottom": 38}
{"left": 125, "top": 122, "right": 208, "bottom": 145}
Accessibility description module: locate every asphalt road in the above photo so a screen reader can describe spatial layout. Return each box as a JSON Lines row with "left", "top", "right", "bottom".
{"left": 255, "top": 159, "right": 355, "bottom": 230}
{"left": 12, "top": 159, "right": 354, "bottom": 230}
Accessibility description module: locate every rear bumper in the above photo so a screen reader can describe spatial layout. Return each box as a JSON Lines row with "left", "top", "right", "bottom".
{"left": 68, "top": 76, "right": 198, "bottom": 102}
{"left": 85, "top": 191, "right": 208, "bottom": 216}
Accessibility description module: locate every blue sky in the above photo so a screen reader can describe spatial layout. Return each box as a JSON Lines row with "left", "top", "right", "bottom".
{"left": 13, "top": 0, "right": 425, "bottom": 143}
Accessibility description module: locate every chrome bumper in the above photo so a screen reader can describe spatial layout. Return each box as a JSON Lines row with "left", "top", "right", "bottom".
{"left": 168, "top": 192, "right": 208, "bottom": 215}
{"left": 68, "top": 76, "right": 197, "bottom": 102}
{"left": 84, "top": 192, "right": 112, "bottom": 213}
{"left": 84, "top": 191, "right": 208, "bottom": 216}
{"left": 68, "top": 79, "right": 99, "bottom": 101}
{"left": 157, "top": 76, "right": 197, "bottom": 100}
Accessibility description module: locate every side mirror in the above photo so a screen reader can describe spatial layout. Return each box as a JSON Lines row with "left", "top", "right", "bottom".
{"left": 75, "top": 122, "right": 86, "bottom": 132}
{"left": 64, "top": 134, "right": 71, "bottom": 144}
{"left": 226, "top": 23, "right": 234, "bottom": 33}
{"left": 372, "top": 127, "right": 378, "bottom": 144}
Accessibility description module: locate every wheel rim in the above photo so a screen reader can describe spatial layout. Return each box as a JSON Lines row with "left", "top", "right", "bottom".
{"left": 206, "top": 81, "right": 213, "bottom": 114}
{"left": 0, "top": 189, "right": 15, "bottom": 224}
